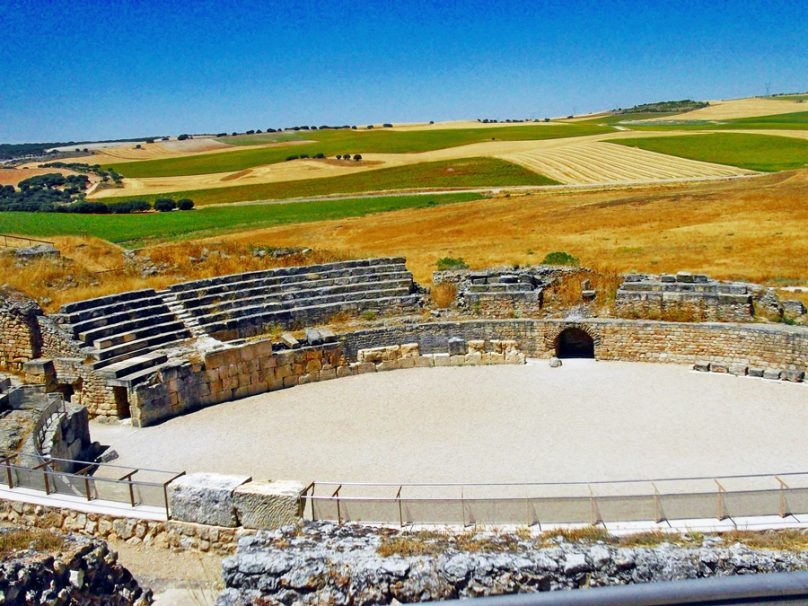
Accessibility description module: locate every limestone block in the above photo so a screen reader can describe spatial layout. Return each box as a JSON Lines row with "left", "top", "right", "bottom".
{"left": 693, "top": 361, "right": 710, "bottom": 372}
{"left": 433, "top": 354, "right": 450, "bottom": 367}
{"left": 448, "top": 337, "right": 466, "bottom": 356}
{"left": 782, "top": 370, "right": 805, "bottom": 383}
{"left": 233, "top": 480, "right": 304, "bottom": 529}
{"left": 168, "top": 473, "right": 251, "bottom": 527}
{"left": 763, "top": 369, "right": 783, "bottom": 380}
{"left": 400, "top": 343, "right": 420, "bottom": 358}
{"left": 466, "top": 340, "right": 485, "bottom": 353}
{"left": 748, "top": 368, "right": 764, "bottom": 378}
{"left": 549, "top": 357, "right": 562, "bottom": 368}
{"left": 709, "top": 363, "right": 729, "bottom": 374}
{"left": 728, "top": 364, "right": 748, "bottom": 377}
{"left": 415, "top": 356, "right": 433, "bottom": 368}
{"left": 449, "top": 355, "right": 465, "bottom": 366}
{"left": 464, "top": 352, "right": 482, "bottom": 365}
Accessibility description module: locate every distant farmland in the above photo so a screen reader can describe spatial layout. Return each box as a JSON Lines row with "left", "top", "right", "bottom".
{"left": 0, "top": 192, "right": 484, "bottom": 247}
{"left": 98, "top": 158, "right": 557, "bottom": 206}
{"left": 105, "top": 123, "right": 612, "bottom": 178}
{"left": 611, "top": 133, "right": 808, "bottom": 172}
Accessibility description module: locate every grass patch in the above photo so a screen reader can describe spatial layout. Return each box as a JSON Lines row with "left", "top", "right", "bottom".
{"left": 611, "top": 133, "right": 808, "bottom": 172}
{"left": 0, "top": 192, "right": 484, "bottom": 247}
{"left": 0, "top": 528, "right": 65, "bottom": 556}
{"left": 431, "top": 282, "right": 458, "bottom": 308}
{"left": 98, "top": 158, "right": 558, "bottom": 207}
{"left": 106, "top": 124, "right": 612, "bottom": 178}
{"left": 628, "top": 111, "right": 808, "bottom": 131}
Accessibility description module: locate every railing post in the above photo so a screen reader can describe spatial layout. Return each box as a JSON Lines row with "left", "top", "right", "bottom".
{"left": 460, "top": 485, "right": 467, "bottom": 527}
{"left": 332, "top": 485, "right": 342, "bottom": 525}
{"left": 397, "top": 486, "right": 404, "bottom": 528}
{"left": 163, "top": 471, "right": 186, "bottom": 519}
{"left": 1, "top": 457, "right": 13, "bottom": 489}
{"left": 776, "top": 476, "right": 790, "bottom": 518}
{"left": 588, "top": 485, "right": 602, "bottom": 525}
{"left": 715, "top": 480, "right": 728, "bottom": 520}
{"left": 652, "top": 482, "right": 665, "bottom": 523}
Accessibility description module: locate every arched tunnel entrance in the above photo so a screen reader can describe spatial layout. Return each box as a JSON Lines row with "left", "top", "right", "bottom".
{"left": 555, "top": 328, "right": 595, "bottom": 359}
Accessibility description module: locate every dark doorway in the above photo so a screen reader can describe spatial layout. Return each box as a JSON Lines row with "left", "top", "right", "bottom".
{"left": 556, "top": 328, "right": 595, "bottom": 358}
{"left": 113, "top": 386, "right": 131, "bottom": 419}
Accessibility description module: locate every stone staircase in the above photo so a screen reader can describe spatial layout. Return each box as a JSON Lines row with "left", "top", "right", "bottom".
{"left": 56, "top": 290, "right": 193, "bottom": 388}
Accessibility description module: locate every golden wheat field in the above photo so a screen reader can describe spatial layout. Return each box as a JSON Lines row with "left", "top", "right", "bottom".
{"left": 659, "top": 97, "right": 806, "bottom": 121}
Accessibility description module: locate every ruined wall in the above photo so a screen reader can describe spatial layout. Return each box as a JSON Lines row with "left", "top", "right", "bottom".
{"left": 0, "top": 289, "right": 42, "bottom": 372}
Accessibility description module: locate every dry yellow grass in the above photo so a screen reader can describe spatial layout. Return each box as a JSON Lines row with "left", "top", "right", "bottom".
{"left": 661, "top": 97, "right": 806, "bottom": 121}
{"left": 206, "top": 170, "right": 808, "bottom": 286}
{"left": 0, "top": 237, "right": 345, "bottom": 312}
{"left": 431, "top": 282, "right": 458, "bottom": 308}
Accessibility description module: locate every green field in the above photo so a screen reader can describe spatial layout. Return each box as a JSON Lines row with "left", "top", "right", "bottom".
{"left": 98, "top": 157, "right": 557, "bottom": 206}
{"left": 611, "top": 133, "right": 808, "bottom": 172}
{"left": 0, "top": 192, "right": 484, "bottom": 247}
{"left": 627, "top": 111, "right": 808, "bottom": 131}
{"left": 106, "top": 123, "right": 612, "bottom": 178}
{"left": 770, "top": 95, "right": 808, "bottom": 102}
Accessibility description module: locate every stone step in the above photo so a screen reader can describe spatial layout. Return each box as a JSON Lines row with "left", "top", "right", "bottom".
{"left": 171, "top": 264, "right": 410, "bottom": 302}
{"left": 185, "top": 278, "right": 414, "bottom": 317}
{"left": 93, "top": 319, "right": 189, "bottom": 350}
{"left": 105, "top": 362, "right": 173, "bottom": 388}
{"left": 93, "top": 329, "right": 191, "bottom": 362}
{"left": 197, "top": 287, "right": 414, "bottom": 326}
{"left": 70, "top": 302, "right": 174, "bottom": 338}
{"left": 77, "top": 309, "right": 178, "bottom": 344}
{"left": 95, "top": 351, "right": 169, "bottom": 379}
{"left": 62, "top": 294, "right": 167, "bottom": 326}
{"left": 167, "top": 257, "right": 406, "bottom": 293}
{"left": 60, "top": 289, "right": 157, "bottom": 315}
{"left": 203, "top": 294, "right": 421, "bottom": 337}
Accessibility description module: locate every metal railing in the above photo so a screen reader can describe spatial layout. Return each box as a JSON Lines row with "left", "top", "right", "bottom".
{"left": 0, "top": 452, "right": 184, "bottom": 518}
{"left": 303, "top": 472, "right": 808, "bottom": 526}
{"left": 0, "top": 234, "right": 52, "bottom": 249}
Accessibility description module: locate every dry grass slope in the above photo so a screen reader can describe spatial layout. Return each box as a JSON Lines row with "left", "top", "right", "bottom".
{"left": 206, "top": 170, "right": 808, "bottom": 285}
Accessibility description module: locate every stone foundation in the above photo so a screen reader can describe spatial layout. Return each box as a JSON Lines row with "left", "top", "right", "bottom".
{"left": 0, "top": 500, "right": 247, "bottom": 555}
{"left": 0, "top": 288, "right": 42, "bottom": 372}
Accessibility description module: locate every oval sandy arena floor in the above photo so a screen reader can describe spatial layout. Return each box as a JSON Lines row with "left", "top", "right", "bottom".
{"left": 90, "top": 361, "right": 808, "bottom": 487}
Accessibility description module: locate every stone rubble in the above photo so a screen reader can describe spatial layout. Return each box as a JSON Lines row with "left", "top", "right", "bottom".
{"left": 216, "top": 523, "right": 808, "bottom": 605}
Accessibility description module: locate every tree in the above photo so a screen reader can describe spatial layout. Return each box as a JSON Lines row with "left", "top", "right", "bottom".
{"left": 353, "top": 154, "right": 362, "bottom": 161}
{"left": 335, "top": 154, "right": 342, "bottom": 160}
{"left": 177, "top": 198, "right": 195, "bottom": 210}
{"left": 154, "top": 198, "right": 176, "bottom": 212}
{"left": 177, "top": 134, "right": 191, "bottom": 141}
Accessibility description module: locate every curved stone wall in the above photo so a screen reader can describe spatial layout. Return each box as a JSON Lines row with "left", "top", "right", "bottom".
{"left": 341, "top": 319, "right": 808, "bottom": 371}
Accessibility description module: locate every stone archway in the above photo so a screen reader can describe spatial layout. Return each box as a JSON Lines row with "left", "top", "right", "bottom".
{"left": 555, "top": 327, "right": 595, "bottom": 359}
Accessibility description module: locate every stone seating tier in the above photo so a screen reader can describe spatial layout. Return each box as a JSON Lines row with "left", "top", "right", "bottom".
{"left": 59, "top": 289, "right": 157, "bottom": 315}
{"left": 197, "top": 287, "right": 416, "bottom": 327}
{"left": 168, "top": 257, "right": 406, "bottom": 293}
{"left": 169, "top": 263, "right": 410, "bottom": 304}
{"left": 76, "top": 308, "right": 180, "bottom": 345}
{"left": 185, "top": 279, "right": 414, "bottom": 321}
{"left": 204, "top": 294, "right": 422, "bottom": 340}
{"left": 57, "top": 294, "right": 169, "bottom": 330}
{"left": 176, "top": 272, "right": 413, "bottom": 312}
{"left": 619, "top": 282, "right": 749, "bottom": 295}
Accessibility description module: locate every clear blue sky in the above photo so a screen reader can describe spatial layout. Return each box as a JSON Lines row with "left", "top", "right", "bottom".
{"left": 1, "top": 0, "right": 806, "bottom": 143}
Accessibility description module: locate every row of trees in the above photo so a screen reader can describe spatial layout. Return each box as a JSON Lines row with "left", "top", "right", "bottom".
{"left": 39, "top": 162, "right": 123, "bottom": 185}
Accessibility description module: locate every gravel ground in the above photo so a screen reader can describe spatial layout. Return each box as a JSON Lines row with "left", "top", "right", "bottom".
{"left": 90, "top": 360, "right": 808, "bottom": 489}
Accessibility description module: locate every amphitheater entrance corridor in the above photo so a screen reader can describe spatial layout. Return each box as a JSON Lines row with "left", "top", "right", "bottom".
{"left": 555, "top": 328, "right": 595, "bottom": 359}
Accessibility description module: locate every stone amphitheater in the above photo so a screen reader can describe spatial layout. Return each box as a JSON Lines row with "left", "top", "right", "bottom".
{"left": 1, "top": 257, "right": 807, "bottom": 602}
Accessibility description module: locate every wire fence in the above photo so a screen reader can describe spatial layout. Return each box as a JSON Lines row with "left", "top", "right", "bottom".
{"left": 0, "top": 453, "right": 184, "bottom": 518}
{"left": 0, "top": 234, "right": 52, "bottom": 249}
{"left": 304, "top": 473, "right": 808, "bottom": 526}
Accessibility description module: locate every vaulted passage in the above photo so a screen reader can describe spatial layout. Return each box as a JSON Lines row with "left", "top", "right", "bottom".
{"left": 556, "top": 328, "right": 594, "bottom": 358}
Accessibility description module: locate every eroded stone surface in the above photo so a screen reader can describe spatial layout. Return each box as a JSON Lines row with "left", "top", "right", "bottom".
{"left": 233, "top": 480, "right": 304, "bottom": 530}
{"left": 168, "top": 473, "right": 251, "bottom": 527}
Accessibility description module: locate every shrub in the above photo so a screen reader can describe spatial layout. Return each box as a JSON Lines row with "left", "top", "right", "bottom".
{"left": 285, "top": 155, "right": 299, "bottom": 161}
{"left": 69, "top": 201, "right": 109, "bottom": 214}
{"left": 541, "top": 251, "right": 579, "bottom": 266}
{"left": 154, "top": 198, "right": 176, "bottom": 212}
{"left": 145, "top": 138, "right": 155, "bottom": 144}
{"left": 431, "top": 282, "right": 457, "bottom": 307}
{"left": 177, "top": 198, "right": 195, "bottom": 211}
{"left": 353, "top": 154, "right": 362, "bottom": 161}
{"left": 314, "top": 153, "right": 325, "bottom": 159}
{"left": 382, "top": 123, "right": 393, "bottom": 128}
{"left": 177, "top": 134, "right": 191, "bottom": 141}
{"left": 335, "top": 154, "right": 342, "bottom": 160}
{"left": 436, "top": 257, "right": 468, "bottom": 271}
